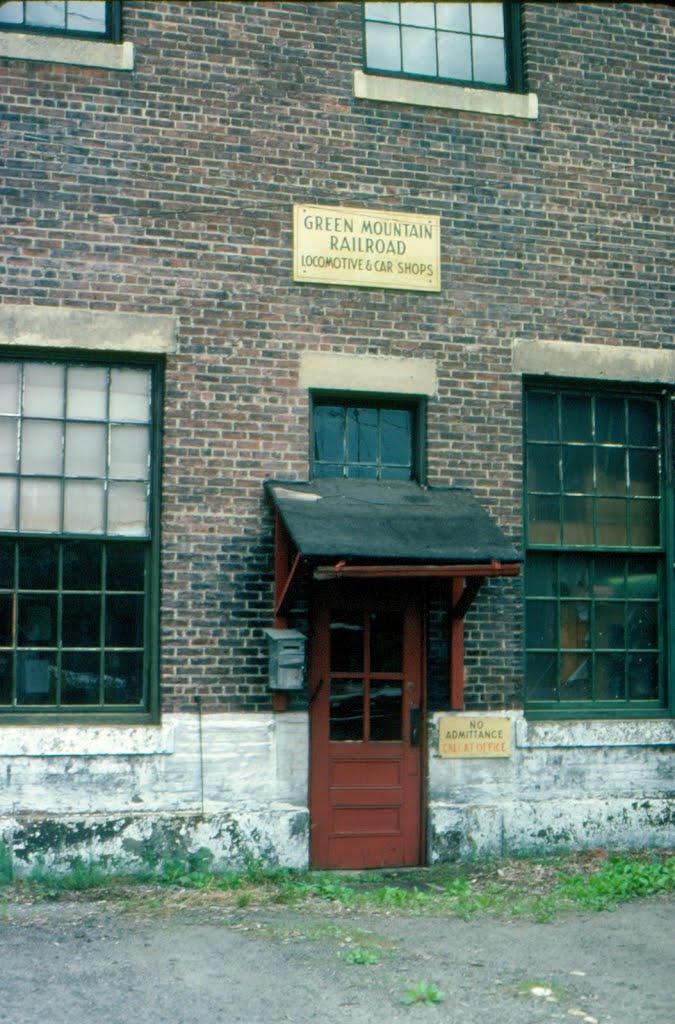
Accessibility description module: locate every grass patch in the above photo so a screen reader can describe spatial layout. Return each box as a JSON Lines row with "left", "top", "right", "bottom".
{"left": 3, "top": 850, "right": 673, "bottom": 921}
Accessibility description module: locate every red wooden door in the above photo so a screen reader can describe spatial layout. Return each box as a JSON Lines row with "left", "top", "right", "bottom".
{"left": 309, "top": 586, "right": 424, "bottom": 869}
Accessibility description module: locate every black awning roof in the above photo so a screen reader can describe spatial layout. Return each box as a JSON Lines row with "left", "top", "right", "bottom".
{"left": 265, "top": 478, "right": 521, "bottom": 565}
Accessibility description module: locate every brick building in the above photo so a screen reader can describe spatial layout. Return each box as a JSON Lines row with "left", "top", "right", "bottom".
{"left": 0, "top": 1, "right": 673, "bottom": 872}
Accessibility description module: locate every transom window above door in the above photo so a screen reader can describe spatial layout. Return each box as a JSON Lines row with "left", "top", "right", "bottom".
{"left": 312, "top": 397, "right": 422, "bottom": 481}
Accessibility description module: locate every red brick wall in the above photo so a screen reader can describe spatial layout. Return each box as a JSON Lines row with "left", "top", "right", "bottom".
{"left": 1, "top": 2, "right": 672, "bottom": 711}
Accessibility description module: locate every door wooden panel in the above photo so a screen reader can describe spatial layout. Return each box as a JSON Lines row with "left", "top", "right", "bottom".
{"left": 309, "top": 586, "right": 424, "bottom": 869}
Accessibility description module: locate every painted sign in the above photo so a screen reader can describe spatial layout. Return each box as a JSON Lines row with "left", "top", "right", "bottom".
{"left": 293, "top": 204, "right": 441, "bottom": 291}
{"left": 439, "top": 716, "right": 512, "bottom": 759}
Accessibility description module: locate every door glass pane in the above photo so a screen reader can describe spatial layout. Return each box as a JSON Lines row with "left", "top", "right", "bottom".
{"left": 64, "top": 481, "right": 105, "bottom": 534}
{"left": 370, "top": 611, "right": 403, "bottom": 672}
{"left": 109, "top": 369, "right": 151, "bottom": 423}
{"left": 21, "top": 420, "right": 63, "bottom": 475}
{"left": 370, "top": 682, "right": 402, "bottom": 741}
{"left": 66, "top": 367, "right": 108, "bottom": 420}
{"left": 23, "top": 364, "right": 64, "bottom": 417}
{"left": 62, "top": 652, "right": 101, "bottom": 704}
{"left": 105, "top": 651, "right": 143, "bottom": 704}
{"left": 65, "top": 422, "right": 106, "bottom": 477}
{"left": 0, "top": 420, "right": 18, "bottom": 472}
{"left": 330, "top": 613, "right": 363, "bottom": 672}
{"left": 330, "top": 679, "right": 363, "bottom": 741}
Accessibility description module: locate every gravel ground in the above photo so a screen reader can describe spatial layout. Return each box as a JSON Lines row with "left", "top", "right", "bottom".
{"left": 0, "top": 892, "right": 673, "bottom": 1024}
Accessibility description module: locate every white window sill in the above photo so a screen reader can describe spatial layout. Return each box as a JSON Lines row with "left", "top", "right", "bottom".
{"left": 353, "top": 69, "right": 538, "bottom": 120}
{"left": 0, "top": 31, "right": 134, "bottom": 70}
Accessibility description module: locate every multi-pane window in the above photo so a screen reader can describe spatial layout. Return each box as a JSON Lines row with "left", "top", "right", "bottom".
{"left": 0, "top": 357, "right": 159, "bottom": 716}
{"left": 363, "top": 1, "right": 522, "bottom": 90}
{"left": 313, "top": 399, "right": 418, "bottom": 481}
{"left": 0, "top": 1, "right": 118, "bottom": 39}
{"left": 524, "top": 386, "right": 668, "bottom": 716}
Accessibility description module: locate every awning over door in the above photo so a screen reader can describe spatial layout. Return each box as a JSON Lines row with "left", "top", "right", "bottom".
{"left": 266, "top": 477, "right": 520, "bottom": 564}
{"left": 265, "top": 478, "right": 521, "bottom": 711}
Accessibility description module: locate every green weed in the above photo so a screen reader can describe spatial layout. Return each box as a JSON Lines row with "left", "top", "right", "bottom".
{"left": 401, "top": 980, "right": 446, "bottom": 1006}
{"left": 339, "top": 946, "right": 381, "bottom": 965}
{"left": 0, "top": 842, "right": 12, "bottom": 887}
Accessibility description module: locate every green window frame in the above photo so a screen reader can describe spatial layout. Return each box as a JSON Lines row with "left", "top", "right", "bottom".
{"left": 524, "top": 382, "right": 673, "bottom": 719}
{"left": 0, "top": 354, "right": 161, "bottom": 720}
{"left": 311, "top": 395, "right": 425, "bottom": 482}
{"left": 0, "top": 1, "right": 121, "bottom": 41}
{"left": 363, "top": 1, "right": 525, "bottom": 93}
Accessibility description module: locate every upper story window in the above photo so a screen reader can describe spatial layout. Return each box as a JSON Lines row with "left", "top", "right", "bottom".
{"left": 363, "top": 1, "right": 524, "bottom": 92}
{"left": 0, "top": 0, "right": 119, "bottom": 41}
{"left": 312, "top": 397, "right": 423, "bottom": 482}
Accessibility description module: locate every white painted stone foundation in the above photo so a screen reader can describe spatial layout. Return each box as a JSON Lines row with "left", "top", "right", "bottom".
{"left": 428, "top": 712, "right": 675, "bottom": 861}
{"left": 0, "top": 713, "right": 309, "bottom": 876}
{"left": 0, "top": 710, "right": 673, "bottom": 875}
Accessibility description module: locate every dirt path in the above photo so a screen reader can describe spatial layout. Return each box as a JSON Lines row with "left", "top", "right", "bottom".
{"left": 0, "top": 895, "right": 673, "bottom": 1023}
